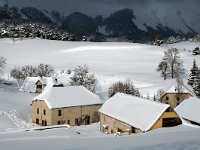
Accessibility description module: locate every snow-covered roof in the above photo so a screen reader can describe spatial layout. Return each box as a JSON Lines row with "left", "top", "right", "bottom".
{"left": 20, "top": 77, "right": 40, "bottom": 93}
{"left": 20, "top": 77, "right": 64, "bottom": 93}
{"left": 99, "top": 93, "right": 170, "bottom": 132}
{"left": 162, "top": 82, "right": 194, "bottom": 96}
{"left": 37, "top": 77, "right": 58, "bottom": 85}
{"left": 32, "top": 86, "right": 102, "bottom": 109}
{"left": 175, "top": 97, "right": 200, "bottom": 124}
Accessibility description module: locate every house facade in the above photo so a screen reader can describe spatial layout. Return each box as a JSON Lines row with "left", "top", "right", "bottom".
{"left": 99, "top": 93, "right": 181, "bottom": 134}
{"left": 35, "top": 79, "right": 46, "bottom": 93}
{"left": 31, "top": 86, "right": 102, "bottom": 126}
{"left": 160, "top": 82, "right": 193, "bottom": 108}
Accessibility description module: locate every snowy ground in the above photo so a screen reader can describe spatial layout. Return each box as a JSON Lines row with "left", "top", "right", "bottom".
{"left": 0, "top": 38, "right": 200, "bottom": 149}
{"left": 0, "top": 124, "right": 199, "bottom": 150}
{"left": 1, "top": 38, "right": 199, "bottom": 95}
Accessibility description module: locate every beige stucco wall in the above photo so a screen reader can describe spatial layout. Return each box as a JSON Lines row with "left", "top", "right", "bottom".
{"left": 51, "top": 104, "right": 101, "bottom": 126}
{"left": 32, "top": 100, "right": 101, "bottom": 126}
{"left": 99, "top": 110, "right": 181, "bottom": 134}
{"left": 31, "top": 100, "right": 52, "bottom": 125}
{"left": 99, "top": 113, "right": 142, "bottom": 134}
{"left": 160, "top": 93, "right": 192, "bottom": 108}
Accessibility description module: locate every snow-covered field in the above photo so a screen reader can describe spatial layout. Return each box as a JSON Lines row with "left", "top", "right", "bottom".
{"left": 0, "top": 38, "right": 200, "bottom": 149}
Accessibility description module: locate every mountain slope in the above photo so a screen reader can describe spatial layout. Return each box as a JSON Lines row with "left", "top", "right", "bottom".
{"left": 0, "top": 3, "right": 199, "bottom": 41}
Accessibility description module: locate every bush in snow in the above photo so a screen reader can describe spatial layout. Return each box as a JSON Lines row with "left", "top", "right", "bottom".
{"left": 192, "top": 47, "right": 200, "bottom": 55}
{"left": 69, "top": 65, "right": 98, "bottom": 93}
{"left": 108, "top": 80, "right": 140, "bottom": 98}
{"left": 67, "top": 69, "right": 71, "bottom": 74}
{"left": 0, "top": 55, "right": 6, "bottom": 75}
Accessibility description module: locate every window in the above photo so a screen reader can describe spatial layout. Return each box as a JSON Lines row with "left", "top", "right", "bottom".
{"left": 42, "top": 120, "right": 47, "bottom": 126}
{"left": 36, "top": 118, "right": 39, "bottom": 124}
{"left": 43, "top": 109, "right": 46, "bottom": 115}
{"left": 67, "top": 120, "right": 70, "bottom": 125}
{"left": 75, "top": 118, "right": 79, "bottom": 125}
{"left": 37, "top": 85, "right": 42, "bottom": 89}
{"left": 166, "top": 96, "right": 169, "bottom": 100}
{"left": 58, "top": 120, "right": 64, "bottom": 125}
{"left": 58, "top": 110, "right": 62, "bottom": 116}
{"left": 85, "top": 116, "right": 90, "bottom": 125}
{"left": 37, "top": 108, "right": 39, "bottom": 114}
{"left": 44, "top": 120, "right": 47, "bottom": 126}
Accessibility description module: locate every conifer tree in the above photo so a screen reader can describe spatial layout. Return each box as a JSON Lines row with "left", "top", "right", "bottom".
{"left": 193, "top": 70, "right": 200, "bottom": 98}
{"left": 188, "top": 59, "right": 198, "bottom": 86}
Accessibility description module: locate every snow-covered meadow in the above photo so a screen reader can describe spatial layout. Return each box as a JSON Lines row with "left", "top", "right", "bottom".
{"left": 1, "top": 38, "right": 199, "bottom": 94}
{"left": 0, "top": 38, "right": 200, "bottom": 149}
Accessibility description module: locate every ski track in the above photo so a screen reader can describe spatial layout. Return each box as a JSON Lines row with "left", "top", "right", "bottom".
{"left": 0, "top": 110, "right": 31, "bottom": 131}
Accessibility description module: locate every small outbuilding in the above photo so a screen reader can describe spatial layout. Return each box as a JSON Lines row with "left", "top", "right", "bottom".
{"left": 160, "top": 82, "right": 194, "bottom": 108}
{"left": 20, "top": 77, "right": 63, "bottom": 93}
{"left": 175, "top": 97, "right": 200, "bottom": 126}
{"left": 31, "top": 86, "right": 102, "bottom": 126}
{"left": 99, "top": 93, "right": 181, "bottom": 134}
{"left": 35, "top": 77, "right": 63, "bottom": 93}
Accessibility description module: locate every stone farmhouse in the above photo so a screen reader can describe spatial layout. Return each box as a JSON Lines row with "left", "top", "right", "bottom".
{"left": 160, "top": 82, "right": 194, "bottom": 108}
{"left": 31, "top": 86, "right": 102, "bottom": 126}
{"left": 99, "top": 93, "right": 181, "bottom": 134}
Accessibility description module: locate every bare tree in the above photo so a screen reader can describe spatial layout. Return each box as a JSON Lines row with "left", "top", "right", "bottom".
{"left": 108, "top": 80, "right": 140, "bottom": 98}
{"left": 0, "top": 56, "right": 7, "bottom": 75}
{"left": 10, "top": 67, "right": 25, "bottom": 85}
{"left": 10, "top": 64, "right": 54, "bottom": 85}
{"left": 157, "top": 48, "right": 184, "bottom": 79}
{"left": 37, "top": 64, "right": 54, "bottom": 77}
{"left": 70, "top": 65, "right": 98, "bottom": 93}
{"left": 156, "top": 61, "right": 168, "bottom": 80}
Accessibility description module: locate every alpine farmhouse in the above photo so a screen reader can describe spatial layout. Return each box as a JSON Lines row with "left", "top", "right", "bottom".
{"left": 31, "top": 86, "right": 102, "bottom": 126}
{"left": 160, "top": 82, "right": 194, "bottom": 108}
{"left": 99, "top": 93, "right": 181, "bottom": 134}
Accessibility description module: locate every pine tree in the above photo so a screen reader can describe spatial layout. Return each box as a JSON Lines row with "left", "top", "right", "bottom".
{"left": 193, "top": 70, "right": 200, "bottom": 98}
{"left": 188, "top": 59, "right": 198, "bottom": 86}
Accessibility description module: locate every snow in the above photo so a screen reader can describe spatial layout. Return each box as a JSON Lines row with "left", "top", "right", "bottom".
{"left": 164, "top": 81, "right": 194, "bottom": 95}
{"left": 33, "top": 86, "right": 102, "bottom": 109}
{"left": 0, "top": 81, "right": 36, "bottom": 132}
{"left": 0, "top": 38, "right": 200, "bottom": 149}
{"left": 0, "top": 124, "right": 200, "bottom": 150}
{"left": 99, "top": 93, "right": 169, "bottom": 132}
{"left": 20, "top": 77, "right": 39, "bottom": 93}
{"left": 164, "top": 41, "right": 200, "bottom": 51}
{"left": 175, "top": 97, "right": 200, "bottom": 124}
